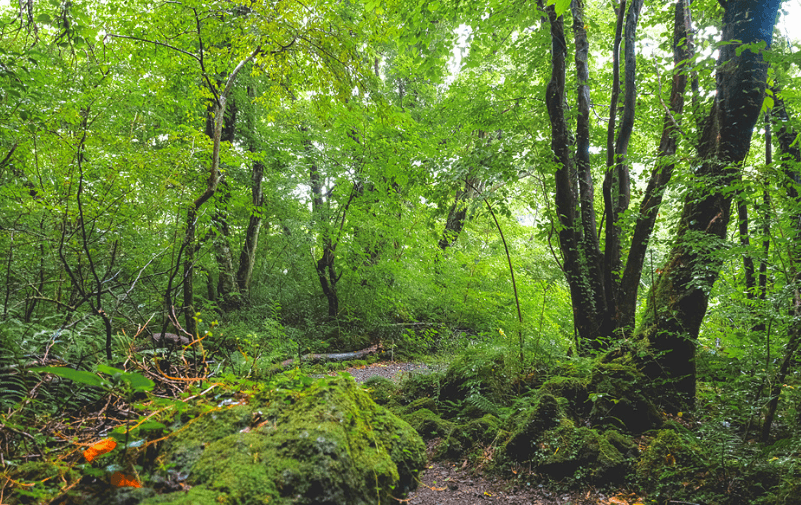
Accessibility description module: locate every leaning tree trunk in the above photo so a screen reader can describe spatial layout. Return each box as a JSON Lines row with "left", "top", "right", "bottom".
{"left": 637, "top": 0, "right": 782, "bottom": 413}
{"left": 181, "top": 51, "right": 259, "bottom": 335}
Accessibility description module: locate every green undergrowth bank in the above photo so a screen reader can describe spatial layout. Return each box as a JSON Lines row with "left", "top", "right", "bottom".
{"left": 365, "top": 343, "right": 801, "bottom": 505}
{"left": 6, "top": 370, "right": 425, "bottom": 505}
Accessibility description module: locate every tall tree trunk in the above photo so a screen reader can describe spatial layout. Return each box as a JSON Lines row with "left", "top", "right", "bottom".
{"left": 572, "top": 0, "right": 607, "bottom": 343}
{"left": 545, "top": 2, "right": 593, "bottom": 349}
{"left": 236, "top": 158, "right": 265, "bottom": 296}
{"left": 637, "top": 0, "right": 782, "bottom": 412}
{"left": 604, "top": 0, "right": 643, "bottom": 330}
{"left": 181, "top": 51, "right": 258, "bottom": 335}
{"left": 439, "top": 130, "right": 488, "bottom": 251}
{"left": 235, "top": 85, "right": 266, "bottom": 298}
{"left": 308, "top": 139, "right": 340, "bottom": 319}
{"left": 209, "top": 98, "right": 242, "bottom": 312}
{"left": 760, "top": 89, "right": 801, "bottom": 441}
{"left": 544, "top": 0, "right": 648, "bottom": 351}
{"left": 618, "top": 0, "right": 693, "bottom": 333}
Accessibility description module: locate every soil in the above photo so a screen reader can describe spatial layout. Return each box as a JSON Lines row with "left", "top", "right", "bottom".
{"left": 336, "top": 362, "right": 626, "bottom": 505}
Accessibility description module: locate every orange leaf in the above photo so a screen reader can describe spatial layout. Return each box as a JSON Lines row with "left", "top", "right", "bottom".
{"left": 110, "top": 472, "right": 142, "bottom": 488}
{"left": 83, "top": 439, "right": 117, "bottom": 462}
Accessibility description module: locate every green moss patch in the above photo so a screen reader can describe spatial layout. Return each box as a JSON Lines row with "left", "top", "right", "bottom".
{"left": 141, "top": 373, "right": 424, "bottom": 505}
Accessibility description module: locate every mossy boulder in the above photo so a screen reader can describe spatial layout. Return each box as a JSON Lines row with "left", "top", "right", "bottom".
{"left": 142, "top": 373, "right": 425, "bottom": 505}
{"left": 534, "top": 421, "right": 632, "bottom": 483}
{"left": 438, "top": 349, "right": 511, "bottom": 409}
{"left": 401, "top": 408, "right": 454, "bottom": 439}
{"left": 504, "top": 393, "right": 563, "bottom": 461}
{"left": 432, "top": 414, "right": 502, "bottom": 461}
{"left": 538, "top": 375, "right": 590, "bottom": 418}
{"left": 588, "top": 362, "right": 662, "bottom": 433}
{"left": 363, "top": 376, "right": 399, "bottom": 407}
{"left": 636, "top": 428, "right": 709, "bottom": 498}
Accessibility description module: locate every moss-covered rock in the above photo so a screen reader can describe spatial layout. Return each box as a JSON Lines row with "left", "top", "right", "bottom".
{"left": 534, "top": 421, "right": 631, "bottom": 483}
{"left": 438, "top": 349, "right": 512, "bottom": 411}
{"left": 141, "top": 373, "right": 425, "bottom": 505}
{"left": 504, "top": 393, "right": 563, "bottom": 461}
{"left": 432, "top": 414, "right": 502, "bottom": 461}
{"left": 401, "top": 408, "right": 455, "bottom": 439}
{"left": 538, "top": 375, "right": 590, "bottom": 418}
{"left": 636, "top": 429, "right": 709, "bottom": 498}
{"left": 588, "top": 362, "right": 662, "bottom": 434}
{"left": 398, "top": 370, "right": 444, "bottom": 405}
{"left": 362, "top": 376, "right": 398, "bottom": 407}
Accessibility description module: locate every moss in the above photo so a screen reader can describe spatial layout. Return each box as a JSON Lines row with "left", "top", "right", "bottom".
{"left": 401, "top": 408, "right": 454, "bottom": 439}
{"left": 438, "top": 350, "right": 512, "bottom": 412}
{"left": 538, "top": 375, "right": 590, "bottom": 418}
{"left": 432, "top": 414, "right": 502, "bottom": 461}
{"left": 403, "top": 396, "right": 439, "bottom": 415}
{"left": 636, "top": 429, "right": 709, "bottom": 498}
{"left": 535, "top": 421, "right": 630, "bottom": 484}
{"left": 504, "top": 393, "right": 563, "bottom": 462}
{"left": 588, "top": 362, "right": 662, "bottom": 434}
{"left": 362, "top": 376, "right": 398, "bottom": 407}
{"left": 141, "top": 487, "right": 220, "bottom": 504}
{"left": 145, "top": 373, "right": 424, "bottom": 505}
{"left": 398, "top": 371, "right": 444, "bottom": 405}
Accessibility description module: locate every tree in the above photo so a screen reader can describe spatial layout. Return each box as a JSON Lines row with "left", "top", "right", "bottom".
{"left": 637, "top": 0, "right": 783, "bottom": 411}
{"left": 542, "top": 0, "right": 693, "bottom": 351}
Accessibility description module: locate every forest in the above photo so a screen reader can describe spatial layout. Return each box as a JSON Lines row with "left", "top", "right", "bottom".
{"left": 1, "top": 0, "right": 800, "bottom": 503}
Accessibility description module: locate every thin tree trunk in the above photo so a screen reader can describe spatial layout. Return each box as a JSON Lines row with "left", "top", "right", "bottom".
{"left": 572, "top": 0, "right": 607, "bottom": 340}
{"left": 761, "top": 89, "right": 801, "bottom": 441}
{"left": 618, "top": 0, "right": 693, "bottom": 333}
{"left": 545, "top": 2, "right": 596, "bottom": 350}
{"left": 236, "top": 158, "right": 265, "bottom": 295}
{"left": 181, "top": 51, "right": 258, "bottom": 334}
{"left": 604, "top": 0, "right": 643, "bottom": 328}
{"left": 209, "top": 98, "right": 242, "bottom": 312}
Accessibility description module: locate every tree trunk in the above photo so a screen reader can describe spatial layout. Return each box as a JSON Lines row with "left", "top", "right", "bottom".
{"left": 544, "top": 0, "right": 648, "bottom": 352}
{"left": 209, "top": 98, "right": 242, "bottom": 312}
{"left": 637, "top": 0, "right": 782, "bottom": 412}
{"left": 760, "top": 89, "right": 801, "bottom": 441}
{"left": 180, "top": 50, "right": 259, "bottom": 334}
{"left": 236, "top": 158, "right": 265, "bottom": 296}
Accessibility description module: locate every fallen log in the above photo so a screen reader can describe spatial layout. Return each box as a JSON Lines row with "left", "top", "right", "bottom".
{"left": 277, "top": 342, "right": 383, "bottom": 369}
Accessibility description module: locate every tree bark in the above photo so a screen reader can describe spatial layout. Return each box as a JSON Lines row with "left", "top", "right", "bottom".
{"left": 236, "top": 158, "right": 265, "bottom": 296}
{"left": 439, "top": 132, "right": 488, "bottom": 251}
{"left": 618, "top": 0, "right": 693, "bottom": 332}
{"left": 181, "top": 50, "right": 259, "bottom": 335}
{"left": 760, "top": 89, "right": 801, "bottom": 441}
{"left": 637, "top": 0, "right": 782, "bottom": 412}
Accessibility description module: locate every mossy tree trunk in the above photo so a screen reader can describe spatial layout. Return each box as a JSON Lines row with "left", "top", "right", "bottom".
{"left": 637, "top": 0, "right": 782, "bottom": 412}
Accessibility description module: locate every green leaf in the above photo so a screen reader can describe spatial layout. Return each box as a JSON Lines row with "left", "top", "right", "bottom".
{"left": 36, "top": 13, "right": 51, "bottom": 24}
{"left": 138, "top": 421, "right": 166, "bottom": 431}
{"left": 761, "top": 95, "right": 774, "bottom": 114}
{"left": 124, "top": 373, "right": 155, "bottom": 392}
{"left": 30, "top": 367, "right": 106, "bottom": 387}
{"left": 97, "top": 364, "right": 125, "bottom": 376}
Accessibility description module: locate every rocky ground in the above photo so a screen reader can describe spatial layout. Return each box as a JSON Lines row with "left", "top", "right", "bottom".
{"left": 336, "top": 362, "right": 633, "bottom": 505}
